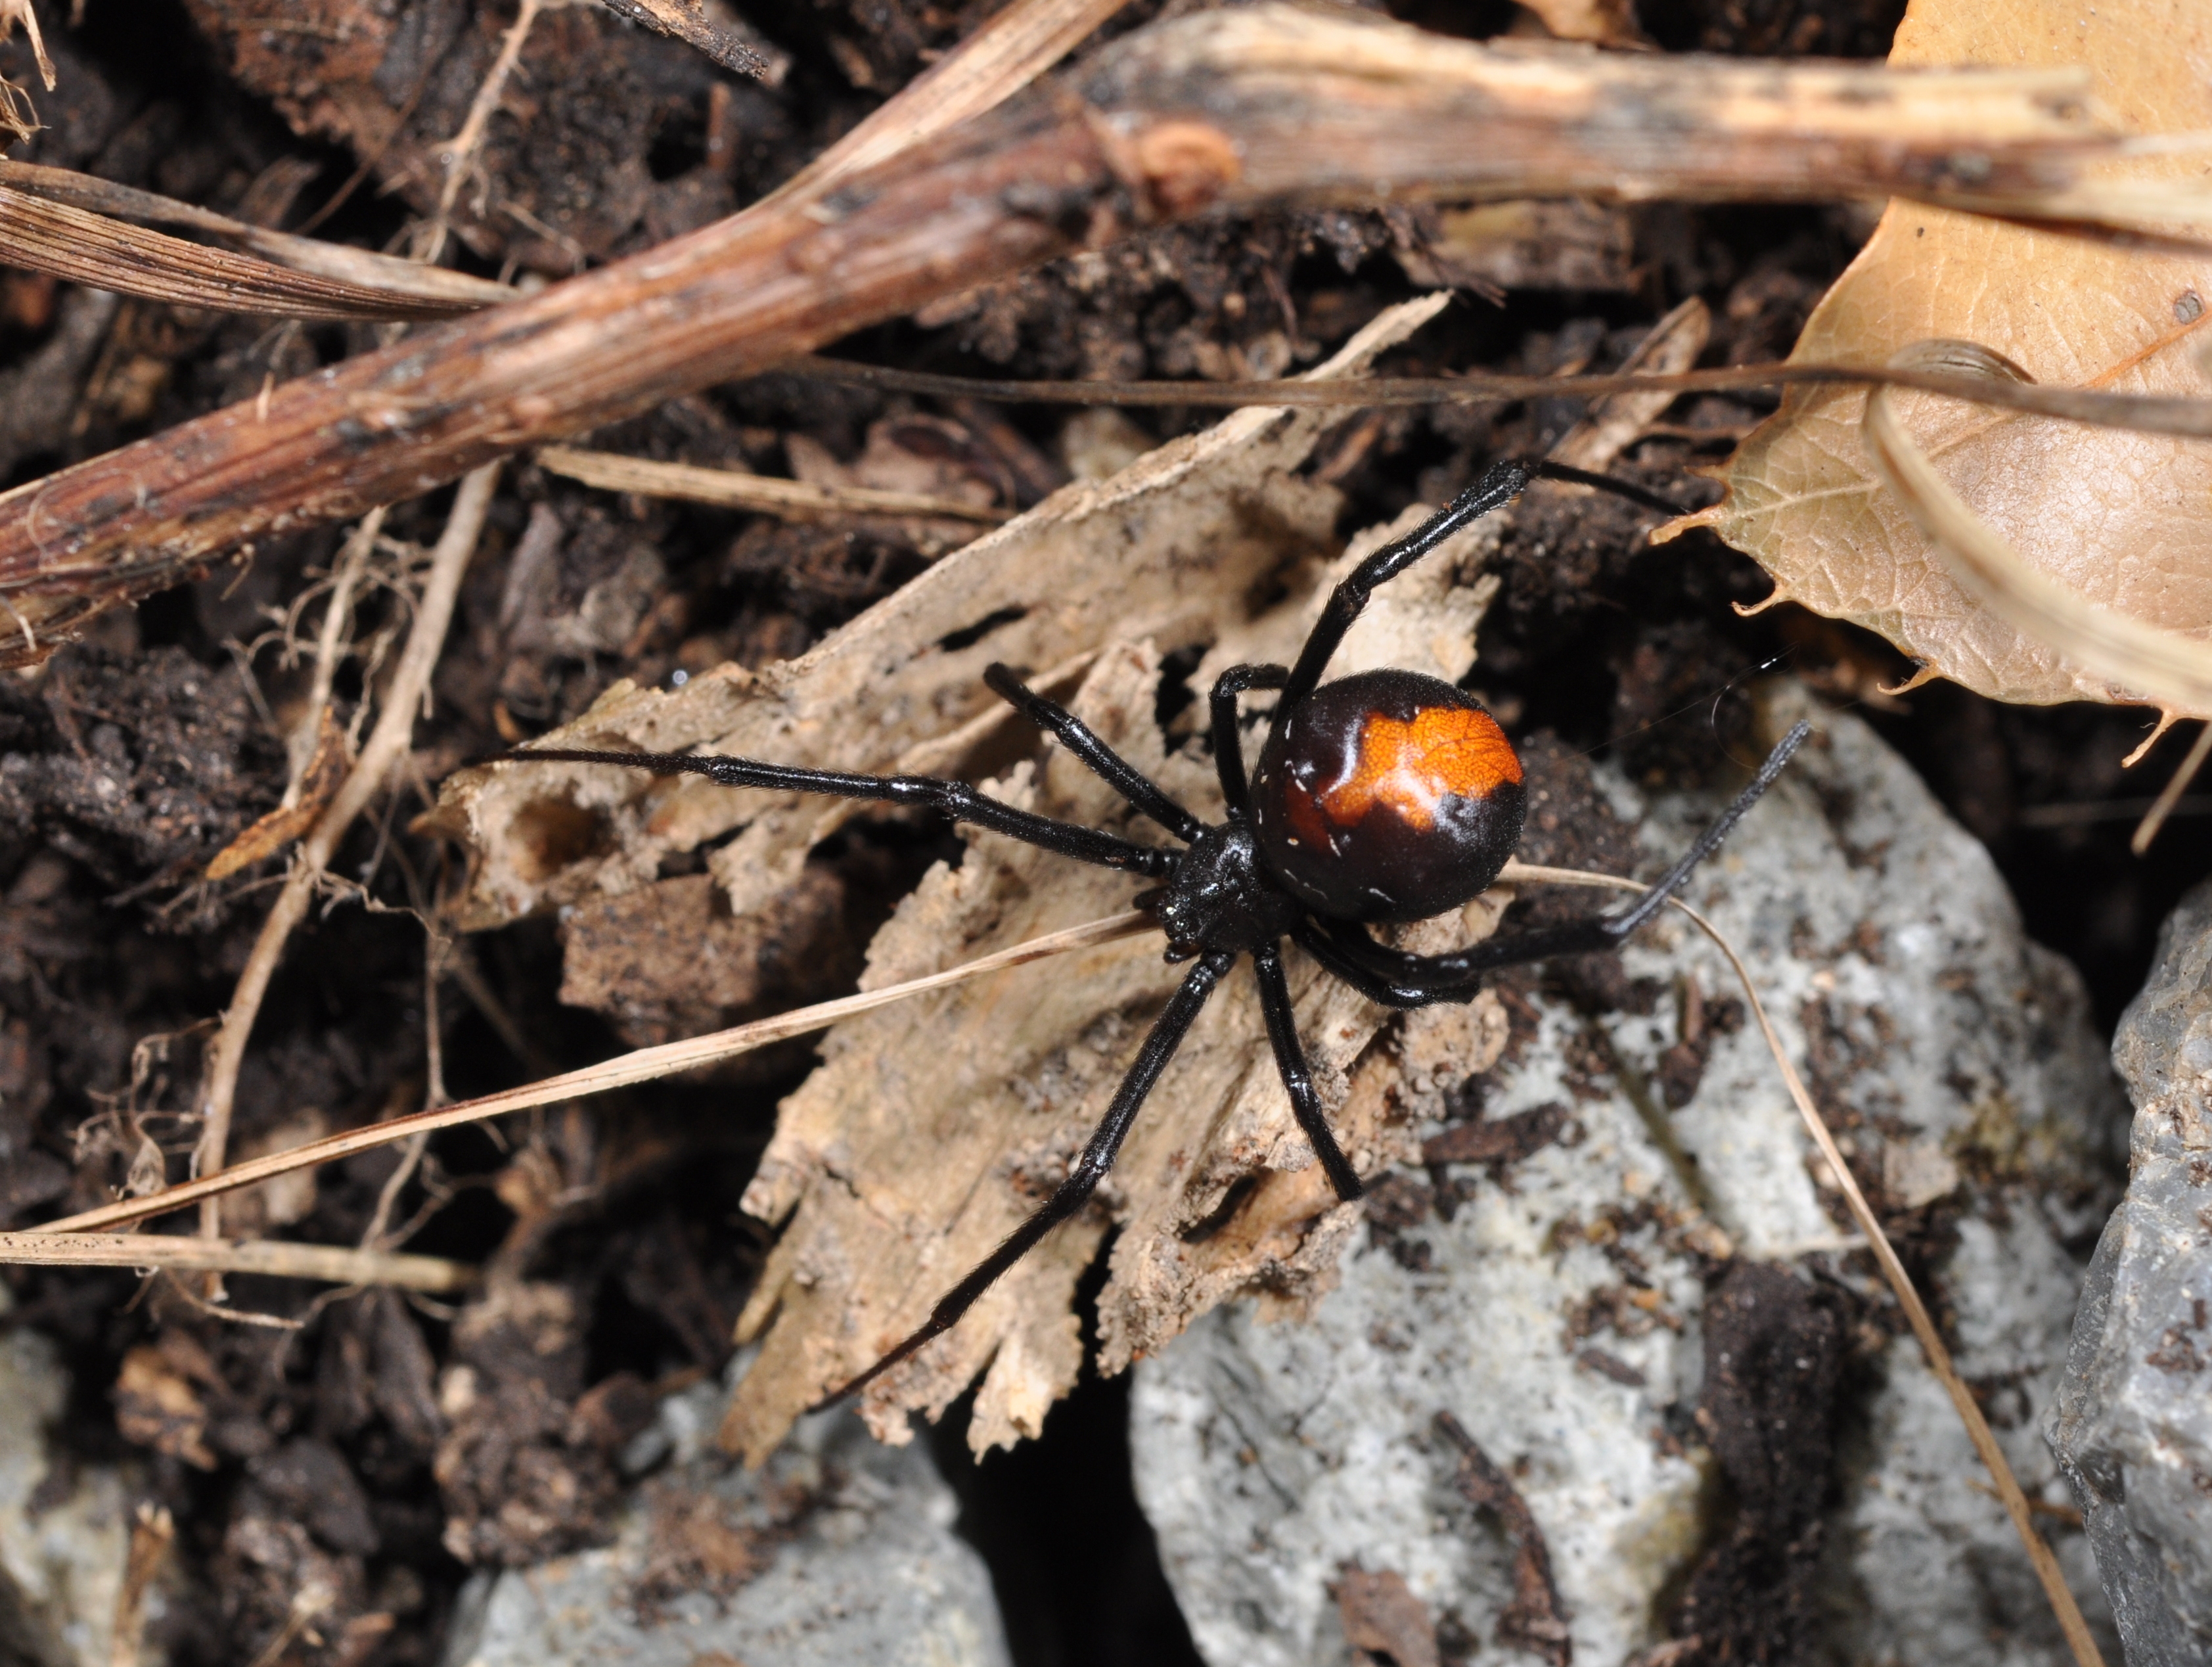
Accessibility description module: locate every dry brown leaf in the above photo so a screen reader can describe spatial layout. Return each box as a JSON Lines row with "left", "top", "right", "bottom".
{"left": 1673, "top": 0, "right": 2212, "bottom": 718}
{"left": 204, "top": 706, "right": 348, "bottom": 880}
{"left": 114, "top": 1342, "right": 218, "bottom": 1471}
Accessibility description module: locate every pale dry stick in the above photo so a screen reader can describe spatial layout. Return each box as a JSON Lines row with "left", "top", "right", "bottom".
{"left": 1499, "top": 856, "right": 2106, "bottom": 1667}
{"left": 1861, "top": 340, "right": 2212, "bottom": 717}
{"left": 2133, "top": 723, "right": 2212, "bottom": 854}
{"left": 286, "top": 507, "right": 383, "bottom": 787}
{"left": 45, "top": 909, "right": 1157, "bottom": 1237}
{"left": 416, "top": 0, "right": 544, "bottom": 267}
{"left": 765, "top": 0, "right": 1129, "bottom": 202}
{"left": 191, "top": 465, "right": 501, "bottom": 1246}
{"left": 361, "top": 927, "right": 449, "bottom": 1251}
{"left": 535, "top": 445, "right": 1015, "bottom": 525}
{"left": 0, "top": 1231, "right": 473, "bottom": 1292}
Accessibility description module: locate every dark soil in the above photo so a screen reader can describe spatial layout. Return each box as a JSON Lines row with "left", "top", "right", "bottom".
{"left": 0, "top": 1, "right": 2194, "bottom": 1664}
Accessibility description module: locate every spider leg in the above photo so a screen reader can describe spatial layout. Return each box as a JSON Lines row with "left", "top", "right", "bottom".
{"left": 1299, "top": 720, "right": 1811, "bottom": 990}
{"left": 1273, "top": 459, "right": 1532, "bottom": 731}
{"left": 501, "top": 747, "right": 1177, "bottom": 877}
{"left": 1208, "top": 664, "right": 1288, "bottom": 817}
{"left": 1290, "top": 919, "right": 1462, "bottom": 1009}
{"left": 815, "top": 948, "right": 1237, "bottom": 1410}
{"left": 1269, "top": 457, "right": 1688, "bottom": 742}
{"left": 1251, "top": 943, "right": 1362, "bottom": 1201}
{"left": 982, "top": 663, "right": 1201, "bottom": 842}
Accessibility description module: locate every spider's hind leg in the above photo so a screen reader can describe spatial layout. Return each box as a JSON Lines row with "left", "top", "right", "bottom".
{"left": 1252, "top": 944, "right": 1362, "bottom": 1200}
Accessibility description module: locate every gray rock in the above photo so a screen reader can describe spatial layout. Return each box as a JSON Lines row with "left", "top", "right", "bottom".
{"left": 2048, "top": 877, "right": 2212, "bottom": 1666}
{"left": 1133, "top": 691, "right": 2120, "bottom": 1667}
{"left": 0, "top": 1312, "right": 142, "bottom": 1667}
{"left": 443, "top": 1365, "right": 1010, "bottom": 1667}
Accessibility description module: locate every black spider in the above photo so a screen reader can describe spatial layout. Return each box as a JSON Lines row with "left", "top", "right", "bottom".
{"left": 498, "top": 459, "right": 1810, "bottom": 1404}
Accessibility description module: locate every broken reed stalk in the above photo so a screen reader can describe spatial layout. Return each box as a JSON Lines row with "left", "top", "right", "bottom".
{"left": 190, "top": 465, "right": 499, "bottom": 1244}
{"left": 0, "top": 1, "right": 2156, "bottom": 664}
{"left": 0, "top": 184, "right": 486, "bottom": 321}
{"left": 1501, "top": 857, "right": 2106, "bottom": 1667}
{"left": 0, "top": 1231, "right": 472, "bottom": 1292}
{"left": 535, "top": 444, "right": 1014, "bottom": 524}
{"left": 1861, "top": 341, "right": 2212, "bottom": 718}
{"left": 37, "top": 909, "right": 1156, "bottom": 1237}
{"left": 0, "top": 158, "right": 515, "bottom": 306}
{"left": 795, "top": 354, "right": 2212, "bottom": 441}
{"left": 292, "top": 507, "right": 382, "bottom": 785}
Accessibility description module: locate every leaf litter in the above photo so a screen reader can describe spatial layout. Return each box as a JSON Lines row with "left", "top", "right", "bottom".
{"left": 0, "top": 0, "right": 2194, "bottom": 1656}
{"left": 1675, "top": 0, "right": 2212, "bottom": 721}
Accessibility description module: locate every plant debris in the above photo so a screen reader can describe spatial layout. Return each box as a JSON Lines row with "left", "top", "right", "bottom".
{"left": 0, "top": 0, "right": 2192, "bottom": 1661}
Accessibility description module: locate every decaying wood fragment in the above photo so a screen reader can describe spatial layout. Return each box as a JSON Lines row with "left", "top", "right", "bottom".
{"left": 718, "top": 491, "right": 1508, "bottom": 1460}
{"left": 0, "top": 3, "right": 2132, "bottom": 664}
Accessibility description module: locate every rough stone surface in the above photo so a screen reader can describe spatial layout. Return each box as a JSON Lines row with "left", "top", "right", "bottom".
{"left": 1132, "top": 689, "right": 2121, "bottom": 1667}
{"left": 442, "top": 1365, "right": 1010, "bottom": 1667}
{"left": 2048, "top": 877, "right": 2212, "bottom": 1667}
{"left": 0, "top": 1315, "right": 140, "bottom": 1667}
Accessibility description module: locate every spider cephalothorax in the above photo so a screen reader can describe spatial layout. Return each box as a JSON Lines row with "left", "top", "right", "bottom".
{"left": 496, "top": 457, "right": 1809, "bottom": 1404}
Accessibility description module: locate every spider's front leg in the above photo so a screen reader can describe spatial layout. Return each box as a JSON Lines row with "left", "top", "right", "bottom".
{"left": 1271, "top": 461, "right": 1532, "bottom": 727}
{"left": 497, "top": 745, "right": 1177, "bottom": 877}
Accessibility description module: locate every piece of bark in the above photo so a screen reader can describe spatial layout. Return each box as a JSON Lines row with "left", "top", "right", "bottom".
{"left": 0, "top": 3, "right": 2123, "bottom": 665}
{"left": 1435, "top": 1411, "right": 1574, "bottom": 1667}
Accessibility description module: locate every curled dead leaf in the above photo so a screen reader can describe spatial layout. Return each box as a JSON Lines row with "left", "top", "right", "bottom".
{"left": 1671, "top": 0, "right": 2212, "bottom": 721}
{"left": 1861, "top": 339, "right": 2212, "bottom": 714}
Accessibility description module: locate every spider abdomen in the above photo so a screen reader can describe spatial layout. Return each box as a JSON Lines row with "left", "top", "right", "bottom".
{"left": 1250, "top": 670, "right": 1525, "bottom": 925}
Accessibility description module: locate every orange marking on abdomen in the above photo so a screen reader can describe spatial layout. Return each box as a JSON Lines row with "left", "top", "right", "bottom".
{"left": 1319, "top": 706, "right": 1520, "bottom": 831}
